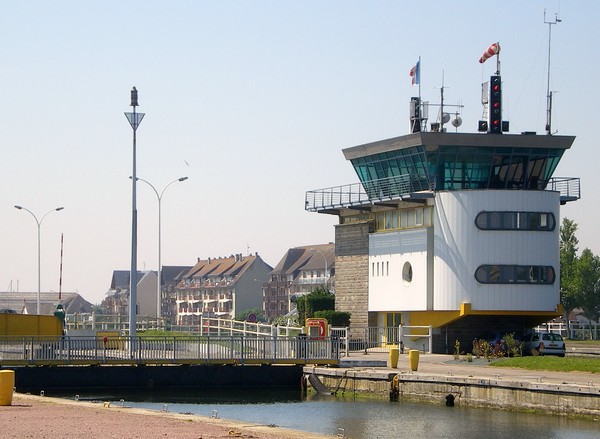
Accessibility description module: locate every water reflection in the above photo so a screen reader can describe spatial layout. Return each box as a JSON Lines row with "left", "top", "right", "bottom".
{"left": 59, "top": 388, "right": 598, "bottom": 439}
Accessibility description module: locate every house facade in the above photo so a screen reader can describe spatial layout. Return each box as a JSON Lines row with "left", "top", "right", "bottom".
{"left": 0, "top": 291, "right": 93, "bottom": 315}
{"left": 263, "top": 243, "right": 335, "bottom": 322}
{"left": 102, "top": 270, "right": 157, "bottom": 317}
{"left": 160, "top": 265, "right": 192, "bottom": 324}
{"left": 175, "top": 253, "right": 272, "bottom": 325}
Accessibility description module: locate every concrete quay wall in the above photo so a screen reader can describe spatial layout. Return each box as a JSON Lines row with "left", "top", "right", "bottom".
{"left": 305, "top": 367, "right": 600, "bottom": 417}
{"left": 8, "top": 364, "right": 304, "bottom": 393}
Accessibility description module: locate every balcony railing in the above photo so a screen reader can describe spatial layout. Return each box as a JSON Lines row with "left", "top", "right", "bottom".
{"left": 548, "top": 177, "right": 581, "bottom": 203}
{"left": 306, "top": 175, "right": 580, "bottom": 212}
{"left": 305, "top": 174, "right": 431, "bottom": 212}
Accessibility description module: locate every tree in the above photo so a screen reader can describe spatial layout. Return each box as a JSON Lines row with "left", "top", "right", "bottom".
{"left": 296, "top": 286, "right": 334, "bottom": 324}
{"left": 560, "top": 218, "right": 580, "bottom": 333}
{"left": 575, "top": 248, "right": 600, "bottom": 339}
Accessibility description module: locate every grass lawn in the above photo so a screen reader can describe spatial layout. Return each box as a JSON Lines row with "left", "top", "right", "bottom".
{"left": 493, "top": 355, "right": 600, "bottom": 373}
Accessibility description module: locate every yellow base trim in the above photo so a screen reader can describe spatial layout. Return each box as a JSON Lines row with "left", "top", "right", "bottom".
{"left": 405, "top": 303, "right": 563, "bottom": 329}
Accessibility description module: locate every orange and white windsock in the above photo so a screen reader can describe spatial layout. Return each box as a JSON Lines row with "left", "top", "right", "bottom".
{"left": 479, "top": 43, "right": 500, "bottom": 64}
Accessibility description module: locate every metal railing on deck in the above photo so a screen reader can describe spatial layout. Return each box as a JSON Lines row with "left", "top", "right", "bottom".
{"left": 548, "top": 177, "right": 580, "bottom": 200}
{"left": 305, "top": 174, "right": 431, "bottom": 212}
{"left": 0, "top": 335, "right": 340, "bottom": 366}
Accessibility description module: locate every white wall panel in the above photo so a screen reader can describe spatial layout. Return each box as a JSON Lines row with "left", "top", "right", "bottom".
{"left": 433, "top": 190, "right": 560, "bottom": 312}
{"left": 369, "top": 229, "right": 429, "bottom": 311}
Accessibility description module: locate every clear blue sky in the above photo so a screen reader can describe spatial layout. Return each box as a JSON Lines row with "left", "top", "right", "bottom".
{"left": 1, "top": 1, "right": 597, "bottom": 305}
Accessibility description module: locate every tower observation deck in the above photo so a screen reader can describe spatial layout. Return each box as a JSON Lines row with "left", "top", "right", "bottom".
{"left": 305, "top": 131, "right": 579, "bottom": 213}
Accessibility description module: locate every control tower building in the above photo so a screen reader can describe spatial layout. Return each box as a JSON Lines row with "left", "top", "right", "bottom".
{"left": 305, "top": 76, "right": 580, "bottom": 354}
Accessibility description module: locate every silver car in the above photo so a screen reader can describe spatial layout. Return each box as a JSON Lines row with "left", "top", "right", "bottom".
{"left": 522, "top": 332, "right": 566, "bottom": 357}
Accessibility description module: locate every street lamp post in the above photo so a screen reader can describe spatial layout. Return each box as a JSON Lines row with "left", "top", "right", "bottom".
{"left": 14, "top": 205, "right": 64, "bottom": 315}
{"left": 134, "top": 176, "right": 188, "bottom": 320}
{"left": 124, "top": 87, "right": 145, "bottom": 339}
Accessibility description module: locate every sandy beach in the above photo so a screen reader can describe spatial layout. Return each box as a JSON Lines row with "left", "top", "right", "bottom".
{"left": 1, "top": 393, "right": 332, "bottom": 439}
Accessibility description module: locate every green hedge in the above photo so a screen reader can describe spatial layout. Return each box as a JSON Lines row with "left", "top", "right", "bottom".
{"left": 314, "top": 310, "right": 351, "bottom": 327}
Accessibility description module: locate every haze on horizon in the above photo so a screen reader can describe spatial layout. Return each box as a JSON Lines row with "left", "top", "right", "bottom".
{"left": 1, "top": 1, "right": 597, "bottom": 305}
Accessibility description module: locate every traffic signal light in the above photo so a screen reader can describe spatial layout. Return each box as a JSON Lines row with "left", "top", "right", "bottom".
{"left": 489, "top": 76, "right": 502, "bottom": 134}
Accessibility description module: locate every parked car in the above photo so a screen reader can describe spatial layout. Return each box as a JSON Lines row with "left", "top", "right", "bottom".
{"left": 522, "top": 332, "right": 566, "bottom": 357}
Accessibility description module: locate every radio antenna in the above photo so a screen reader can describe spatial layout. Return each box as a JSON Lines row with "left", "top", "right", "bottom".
{"left": 544, "top": 9, "right": 561, "bottom": 135}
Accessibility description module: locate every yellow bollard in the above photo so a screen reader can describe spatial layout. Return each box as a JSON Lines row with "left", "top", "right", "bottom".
{"left": 388, "top": 347, "right": 399, "bottom": 368}
{"left": 0, "top": 370, "right": 15, "bottom": 406}
{"left": 408, "top": 349, "right": 420, "bottom": 371}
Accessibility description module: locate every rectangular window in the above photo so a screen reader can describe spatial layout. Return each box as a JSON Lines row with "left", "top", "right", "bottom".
{"left": 416, "top": 208, "right": 424, "bottom": 225}
{"left": 407, "top": 209, "right": 416, "bottom": 227}
{"left": 376, "top": 212, "right": 385, "bottom": 230}
{"left": 400, "top": 210, "right": 408, "bottom": 228}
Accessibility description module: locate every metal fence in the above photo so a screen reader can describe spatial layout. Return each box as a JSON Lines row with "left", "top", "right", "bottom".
{"left": 65, "top": 313, "right": 166, "bottom": 332}
{"left": 0, "top": 335, "right": 340, "bottom": 366}
{"left": 172, "top": 317, "right": 303, "bottom": 338}
{"left": 534, "top": 321, "right": 599, "bottom": 340}
{"left": 342, "top": 326, "right": 433, "bottom": 354}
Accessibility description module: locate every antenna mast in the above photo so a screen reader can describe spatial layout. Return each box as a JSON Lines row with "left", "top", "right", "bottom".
{"left": 544, "top": 9, "right": 561, "bottom": 135}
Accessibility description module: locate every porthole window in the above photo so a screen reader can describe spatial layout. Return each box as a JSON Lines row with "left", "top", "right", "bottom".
{"left": 402, "top": 262, "right": 413, "bottom": 285}
{"left": 475, "top": 265, "right": 555, "bottom": 285}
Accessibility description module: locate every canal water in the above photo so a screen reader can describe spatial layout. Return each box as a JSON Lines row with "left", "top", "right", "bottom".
{"left": 65, "top": 388, "right": 598, "bottom": 439}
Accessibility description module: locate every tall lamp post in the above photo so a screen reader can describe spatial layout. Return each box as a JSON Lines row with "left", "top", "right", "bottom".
{"left": 134, "top": 176, "right": 188, "bottom": 320}
{"left": 125, "top": 87, "right": 145, "bottom": 339}
{"left": 14, "top": 205, "right": 64, "bottom": 315}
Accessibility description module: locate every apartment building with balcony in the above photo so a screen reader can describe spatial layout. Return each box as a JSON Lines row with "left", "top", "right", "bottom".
{"left": 263, "top": 243, "right": 335, "bottom": 321}
{"left": 175, "top": 253, "right": 272, "bottom": 325}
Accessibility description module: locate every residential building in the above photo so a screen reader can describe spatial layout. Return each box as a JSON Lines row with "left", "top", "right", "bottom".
{"left": 160, "top": 265, "right": 193, "bottom": 324}
{"left": 102, "top": 270, "right": 157, "bottom": 317}
{"left": 263, "top": 244, "right": 335, "bottom": 321}
{"left": 306, "top": 96, "right": 579, "bottom": 353}
{"left": 176, "top": 253, "right": 272, "bottom": 325}
{"left": 0, "top": 291, "right": 93, "bottom": 315}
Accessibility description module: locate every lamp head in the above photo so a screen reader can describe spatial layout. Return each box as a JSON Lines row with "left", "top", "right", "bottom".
{"left": 179, "top": 177, "right": 189, "bottom": 182}
{"left": 14, "top": 205, "right": 22, "bottom": 210}
{"left": 130, "top": 87, "right": 138, "bottom": 107}
{"left": 56, "top": 207, "right": 64, "bottom": 211}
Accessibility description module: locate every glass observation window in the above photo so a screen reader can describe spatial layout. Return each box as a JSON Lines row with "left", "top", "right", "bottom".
{"left": 428, "top": 146, "right": 564, "bottom": 191}
{"left": 475, "top": 265, "right": 555, "bottom": 284}
{"left": 351, "top": 143, "right": 565, "bottom": 196}
{"left": 475, "top": 211, "right": 556, "bottom": 231}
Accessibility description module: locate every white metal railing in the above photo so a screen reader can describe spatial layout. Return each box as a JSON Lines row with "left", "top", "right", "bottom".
{"left": 172, "top": 316, "right": 304, "bottom": 338}
{"left": 330, "top": 327, "right": 349, "bottom": 357}
{"left": 305, "top": 174, "right": 432, "bottom": 212}
{"left": 548, "top": 177, "right": 581, "bottom": 201}
{"left": 64, "top": 313, "right": 167, "bottom": 332}
{"left": 344, "top": 326, "right": 432, "bottom": 354}
{"left": 0, "top": 335, "right": 340, "bottom": 366}
{"left": 399, "top": 325, "right": 433, "bottom": 354}
{"left": 534, "top": 320, "right": 599, "bottom": 340}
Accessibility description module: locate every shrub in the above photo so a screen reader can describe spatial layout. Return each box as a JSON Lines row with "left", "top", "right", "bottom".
{"left": 314, "top": 310, "right": 351, "bottom": 327}
{"left": 502, "top": 333, "right": 524, "bottom": 357}
{"left": 453, "top": 340, "right": 460, "bottom": 360}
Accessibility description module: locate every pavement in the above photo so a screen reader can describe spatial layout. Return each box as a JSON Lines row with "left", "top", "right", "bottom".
{"left": 338, "top": 351, "right": 599, "bottom": 387}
